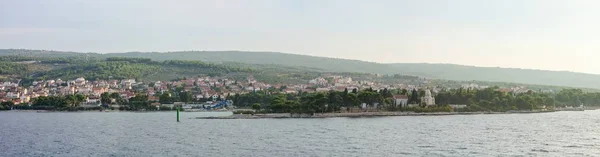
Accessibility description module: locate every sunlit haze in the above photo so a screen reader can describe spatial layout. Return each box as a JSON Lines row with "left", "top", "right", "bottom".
{"left": 1, "top": 0, "right": 600, "bottom": 74}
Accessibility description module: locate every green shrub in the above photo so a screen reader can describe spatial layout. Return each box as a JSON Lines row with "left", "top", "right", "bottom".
{"left": 159, "top": 106, "right": 173, "bottom": 111}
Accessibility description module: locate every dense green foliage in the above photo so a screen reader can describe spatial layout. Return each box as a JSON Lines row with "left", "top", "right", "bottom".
{"left": 0, "top": 101, "right": 14, "bottom": 110}
{"left": 232, "top": 88, "right": 395, "bottom": 114}
{"left": 0, "top": 55, "right": 255, "bottom": 83}
{"left": 436, "top": 87, "right": 600, "bottom": 112}
{"left": 19, "top": 93, "right": 159, "bottom": 111}
{"left": 128, "top": 94, "right": 154, "bottom": 110}
{"left": 231, "top": 87, "right": 600, "bottom": 113}
{"left": 41, "top": 61, "right": 161, "bottom": 81}
{"left": 0, "top": 62, "right": 29, "bottom": 75}
{"left": 28, "top": 94, "right": 87, "bottom": 110}
{"left": 554, "top": 89, "right": 600, "bottom": 106}
{"left": 435, "top": 87, "right": 551, "bottom": 111}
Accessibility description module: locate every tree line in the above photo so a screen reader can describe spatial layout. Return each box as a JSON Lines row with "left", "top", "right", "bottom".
{"left": 232, "top": 88, "right": 411, "bottom": 114}
{"left": 11, "top": 94, "right": 88, "bottom": 110}
{"left": 435, "top": 87, "right": 600, "bottom": 112}
{"left": 232, "top": 87, "right": 600, "bottom": 113}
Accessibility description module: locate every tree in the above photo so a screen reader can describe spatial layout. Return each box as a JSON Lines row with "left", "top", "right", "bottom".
{"left": 516, "top": 95, "right": 533, "bottom": 110}
{"left": 129, "top": 94, "right": 150, "bottom": 110}
{"left": 332, "top": 94, "right": 344, "bottom": 112}
{"left": 327, "top": 91, "right": 343, "bottom": 112}
{"left": 75, "top": 94, "right": 86, "bottom": 106}
{"left": 419, "top": 90, "right": 426, "bottom": 98}
{"left": 179, "top": 91, "right": 193, "bottom": 103}
{"left": 401, "top": 89, "right": 408, "bottom": 95}
{"left": 345, "top": 93, "right": 360, "bottom": 112}
{"left": 159, "top": 92, "right": 173, "bottom": 104}
{"left": 313, "top": 93, "right": 329, "bottom": 113}
{"left": 175, "top": 85, "right": 184, "bottom": 93}
{"left": 65, "top": 95, "right": 76, "bottom": 107}
{"left": 1, "top": 101, "right": 14, "bottom": 110}
{"left": 109, "top": 92, "right": 124, "bottom": 105}
{"left": 409, "top": 89, "right": 419, "bottom": 104}
{"left": 352, "top": 88, "right": 358, "bottom": 94}
{"left": 101, "top": 92, "right": 111, "bottom": 105}
{"left": 382, "top": 88, "right": 392, "bottom": 98}
{"left": 358, "top": 91, "right": 378, "bottom": 110}
{"left": 63, "top": 94, "right": 86, "bottom": 108}
{"left": 32, "top": 96, "right": 68, "bottom": 109}
{"left": 270, "top": 95, "right": 289, "bottom": 113}
{"left": 252, "top": 103, "right": 261, "bottom": 111}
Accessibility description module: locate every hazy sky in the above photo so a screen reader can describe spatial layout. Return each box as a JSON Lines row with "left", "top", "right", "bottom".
{"left": 1, "top": 0, "right": 600, "bottom": 74}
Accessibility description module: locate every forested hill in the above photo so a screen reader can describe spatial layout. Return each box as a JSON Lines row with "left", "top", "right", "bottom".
{"left": 2, "top": 49, "right": 600, "bottom": 89}
{"left": 387, "top": 63, "right": 600, "bottom": 90}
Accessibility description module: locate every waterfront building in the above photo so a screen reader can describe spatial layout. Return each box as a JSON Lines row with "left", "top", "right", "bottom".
{"left": 422, "top": 89, "right": 436, "bottom": 106}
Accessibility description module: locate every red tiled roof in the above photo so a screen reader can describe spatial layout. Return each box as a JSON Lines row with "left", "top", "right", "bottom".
{"left": 393, "top": 95, "right": 409, "bottom": 99}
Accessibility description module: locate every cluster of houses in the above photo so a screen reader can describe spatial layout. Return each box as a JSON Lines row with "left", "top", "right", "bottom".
{"left": 0, "top": 74, "right": 540, "bottom": 110}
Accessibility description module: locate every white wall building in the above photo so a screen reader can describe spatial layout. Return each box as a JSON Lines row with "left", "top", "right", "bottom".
{"left": 393, "top": 95, "right": 409, "bottom": 107}
{"left": 422, "top": 89, "right": 436, "bottom": 106}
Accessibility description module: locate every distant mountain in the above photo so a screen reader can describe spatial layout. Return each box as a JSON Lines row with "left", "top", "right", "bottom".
{"left": 387, "top": 63, "right": 600, "bottom": 89}
{"left": 1, "top": 49, "right": 599, "bottom": 89}
{"left": 103, "top": 51, "right": 391, "bottom": 74}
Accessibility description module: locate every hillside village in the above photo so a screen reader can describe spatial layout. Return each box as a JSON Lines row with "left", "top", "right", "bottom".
{"left": 0, "top": 74, "right": 539, "bottom": 110}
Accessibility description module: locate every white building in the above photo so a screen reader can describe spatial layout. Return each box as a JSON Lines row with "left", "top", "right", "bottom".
{"left": 74, "top": 77, "right": 86, "bottom": 86}
{"left": 461, "top": 83, "right": 479, "bottom": 89}
{"left": 7, "top": 92, "right": 20, "bottom": 99}
{"left": 336, "top": 77, "right": 353, "bottom": 84}
{"left": 392, "top": 95, "right": 409, "bottom": 107}
{"left": 422, "top": 89, "right": 436, "bottom": 106}
{"left": 309, "top": 77, "right": 328, "bottom": 86}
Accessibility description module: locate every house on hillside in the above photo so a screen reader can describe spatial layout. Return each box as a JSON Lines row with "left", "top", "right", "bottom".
{"left": 74, "top": 77, "right": 86, "bottom": 86}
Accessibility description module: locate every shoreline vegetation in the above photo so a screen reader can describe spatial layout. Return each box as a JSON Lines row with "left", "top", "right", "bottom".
{"left": 196, "top": 110, "right": 560, "bottom": 119}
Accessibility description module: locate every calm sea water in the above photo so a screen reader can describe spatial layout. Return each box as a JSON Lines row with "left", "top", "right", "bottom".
{"left": 1, "top": 110, "right": 600, "bottom": 157}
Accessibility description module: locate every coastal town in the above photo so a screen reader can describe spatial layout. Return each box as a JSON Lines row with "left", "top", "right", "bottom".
{"left": 0, "top": 73, "right": 545, "bottom": 111}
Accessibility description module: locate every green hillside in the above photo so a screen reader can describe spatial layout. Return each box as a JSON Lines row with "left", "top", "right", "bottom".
{"left": 1, "top": 49, "right": 599, "bottom": 89}
{"left": 102, "top": 51, "right": 600, "bottom": 89}
{"left": 103, "top": 51, "right": 392, "bottom": 74}
{"left": 387, "top": 63, "right": 600, "bottom": 89}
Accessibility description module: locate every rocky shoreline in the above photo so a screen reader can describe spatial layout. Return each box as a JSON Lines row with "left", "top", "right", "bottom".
{"left": 193, "top": 110, "right": 557, "bottom": 119}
